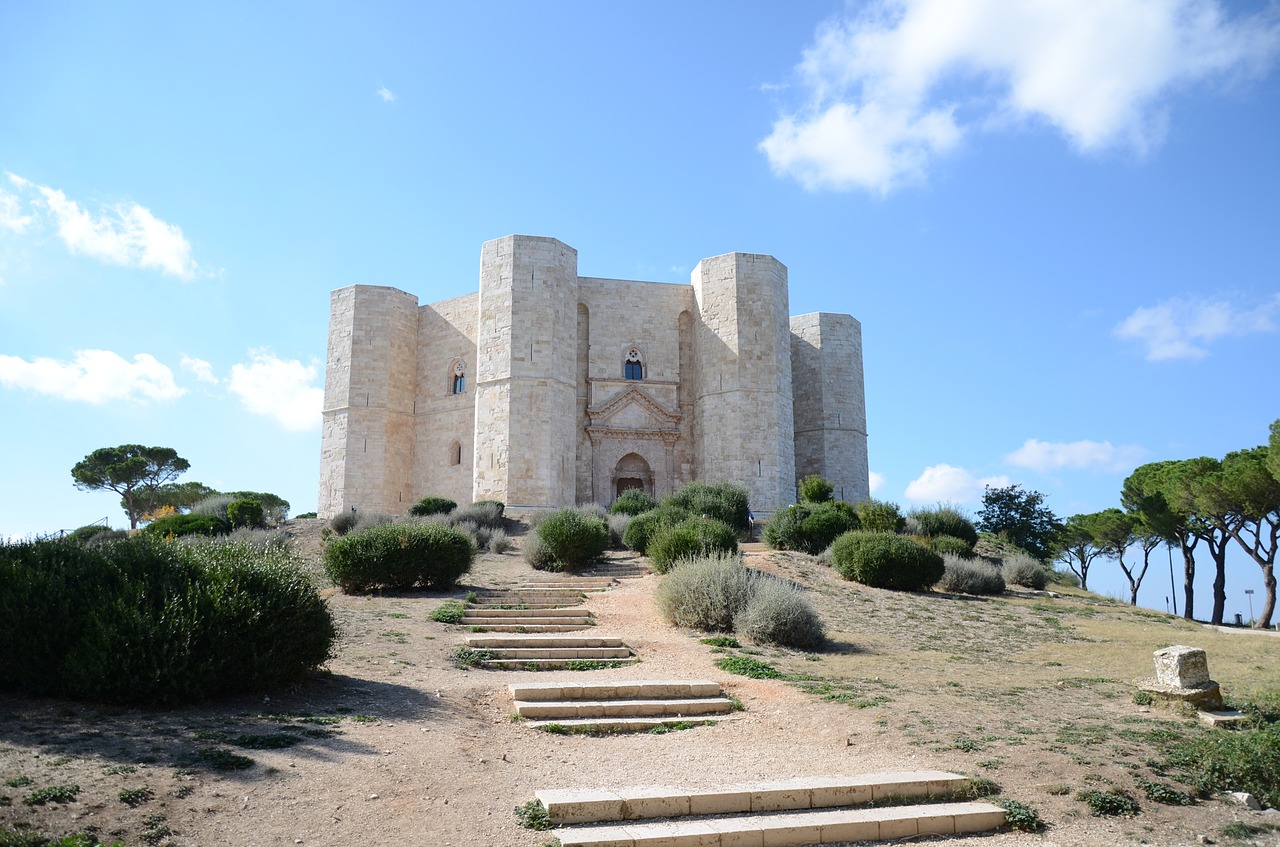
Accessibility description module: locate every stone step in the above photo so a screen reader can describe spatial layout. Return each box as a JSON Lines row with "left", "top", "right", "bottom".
{"left": 468, "top": 636, "right": 628, "bottom": 649}
{"left": 481, "top": 647, "right": 633, "bottom": 660}
{"left": 525, "top": 716, "right": 720, "bottom": 733}
{"left": 538, "top": 772, "right": 971, "bottom": 824}
{"left": 483, "top": 658, "right": 640, "bottom": 670}
{"left": 462, "top": 607, "right": 589, "bottom": 618}
{"left": 513, "top": 696, "right": 733, "bottom": 720}
{"left": 465, "top": 624, "right": 593, "bottom": 633}
{"left": 468, "top": 602, "right": 579, "bottom": 610}
{"left": 524, "top": 577, "right": 618, "bottom": 585}
{"left": 510, "top": 680, "right": 721, "bottom": 702}
{"left": 462, "top": 614, "right": 593, "bottom": 624}
{"left": 552, "top": 802, "right": 1008, "bottom": 847}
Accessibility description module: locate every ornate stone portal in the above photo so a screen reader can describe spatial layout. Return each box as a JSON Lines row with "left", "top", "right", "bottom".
{"left": 586, "top": 385, "right": 680, "bottom": 503}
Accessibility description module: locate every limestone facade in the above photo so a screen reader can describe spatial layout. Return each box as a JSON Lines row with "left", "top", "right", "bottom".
{"left": 319, "top": 235, "right": 869, "bottom": 519}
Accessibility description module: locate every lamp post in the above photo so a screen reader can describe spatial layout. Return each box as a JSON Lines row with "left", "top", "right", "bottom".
{"left": 1245, "top": 589, "right": 1255, "bottom": 627}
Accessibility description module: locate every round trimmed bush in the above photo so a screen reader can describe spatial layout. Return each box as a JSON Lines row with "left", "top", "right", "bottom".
{"left": 142, "top": 513, "right": 228, "bottom": 539}
{"left": 0, "top": 537, "right": 336, "bottom": 705}
{"left": 408, "top": 496, "right": 457, "bottom": 517}
{"left": 936, "top": 553, "right": 1005, "bottom": 595}
{"left": 323, "top": 522, "right": 474, "bottom": 592}
{"left": 764, "top": 501, "right": 858, "bottom": 555}
{"left": 830, "top": 531, "right": 944, "bottom": 590}
{"left": 853, "top": 499, "right": 906, "bottom": 534}
{"left": 666, "top": 482, "right": 751, "bottom": 533}
{"left": 910, "top": 505, "right": 979, "bottom": 547}
{"left": 736, "top": 577, "right": 825, "bottom": 649}
{"left": 226, "top": 498, "right": 265, "bottom": 530}
{"left": 611, "top": 489, "right": 658, "bottom": 516}
{"left": 622, "top": 505, "right": 690, "bottom": 554}
{"left": 1003, "top": 552, "right": 1049, "bottom": 589}
{"left": 647, "top": 517, "right": 739, "bottom": 573}
{"left": 929, "top": 534, "right": 975, "bottom": 558}
{"left": 535, "top": 508, "right": 609, "bottom": 570}
{"left": 798, "top": 474, "right": 834, "bottom": 503}
{"left": 522, "top": 532, "right": 559, "bottom": 571}
{"left": 654, "top": 553, "right": 754, "bottom": 632}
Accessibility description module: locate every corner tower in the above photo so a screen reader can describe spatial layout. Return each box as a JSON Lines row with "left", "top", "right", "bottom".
{"left": 691, "top": 252, "right": 796, "bottom": 513}
{"left": 319, "top": 285, "right": 420, "bottom": 518}
{"left": 472, "top": 236, "right": 579, "bottom": 510}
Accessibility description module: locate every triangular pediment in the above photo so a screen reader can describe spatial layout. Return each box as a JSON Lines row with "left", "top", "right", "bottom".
{"left": 587, "top": 385, "right": 680, "bottom": 431}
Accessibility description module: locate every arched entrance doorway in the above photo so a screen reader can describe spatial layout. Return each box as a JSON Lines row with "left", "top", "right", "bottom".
{"left": 612, "top": 452, "right": 653, "bottom": 500}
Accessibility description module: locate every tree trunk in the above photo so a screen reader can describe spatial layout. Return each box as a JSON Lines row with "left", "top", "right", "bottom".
{"left": 1179, "top": 535, "right": 1196, "bottom": 621}
{"left": 1208, "top": 538, "right": 1227, "bottom": 626}
{"left": 1260, "top": 564, "right": 1276, "bottom": 630}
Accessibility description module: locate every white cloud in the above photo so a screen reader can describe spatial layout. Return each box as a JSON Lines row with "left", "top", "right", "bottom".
{"left": 761, "top": 0, "right": 1280, "bottom": 193}
{"left": 1114, "top": 293, "right": 1280, "bottom": 360}
{"left": 0, "top": 189, "right": 34, "bottom": 234}
{"left": 1006, "top": 438, "right": 1146, "bottom": 472}
{"left": 227, "top": 350, "right": 322, "bottom": 432}
{"left": 377, "top": 85, "right": 396, "bottom": 103}
{"left": 0, "top": 350, "right": 185, "bottom": 403}
{"left": 180, "top": 355, "right": 219, "bottom": 385}
{"left": 904, "top": 463, "right": 1009, "bottom": 503}
{"left": 4, "top": 173, "right": 202, "bottom": 278}
{"left": 868, "top": 471, "right": 886, "bottom": 493}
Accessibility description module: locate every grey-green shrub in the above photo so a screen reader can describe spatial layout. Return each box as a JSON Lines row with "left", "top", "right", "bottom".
{"left": 909, "top": 504, "right": 979, "bottom": 547}
{"left": 736, "top": 577, "right": 825, "bottom": 649}
{"left": 449, "top": 502, "right": 505, "bottom": 529}
{"left": 407, "top": 496, "right": 457, "bottom": 518}
{"left": 454, "top": 520, "right": 490, "bottom": 550}
{"left": 0, "top": 537, "right": 336, "bottom": 705}
{"left": 1003, "top": 552, "right": 1048, "bottom": 589}
{"left": 489, "top": 528, "right": 512, "bottom": 554}
{"left": 665, "top": 482, "right": 751, "bottom": 533}
{"left": 647, "top": 517, "right": 739, "bottom": 573}
{"left": 622, "top": 506, "right": 690, "bottom": 554}
{"left": 330, "top": 511, "right": 360, "bottom": 535}
{"left": 936, "top": 553, "right": 1005, "bottom": 595}
{"left": 607, "top": 514, "right": 631, "bottom": 548}
{"left": 830, "top": 531, "right": 944, "bottom": 590}
{"left": 535, "top": 508, "right": 608, "bottom": 570}
{"left": 574, "top": 502, "right": 610, "bottom": 521}
{"left": 654, "top": 553, "right": 755, "bottom": 631}
{"left": 928, "top": 534, "right": 975, "bottom": 558}
{"left": 323, "top": 522, "right": 473, "bottom": 592}
{"left": 853, "top": 499, "right": 906, "bottom": 534}
{"left": 522, "top": 532, "right": 558, "bottom": 571}
{"left": 192, "top": 494, "right": 235, "bottom": 521}
{"left": 764, "top": 501, "right": 857, "bottom": 555}
{"left": 611, "top": 489, "right": 658, "bottom": 516}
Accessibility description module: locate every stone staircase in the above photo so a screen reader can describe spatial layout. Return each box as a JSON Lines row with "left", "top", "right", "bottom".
{"left": 466, "top": 634, "right": 636, "bottom": 670}
{"left": 510, "top": 679, "right": 734, "bottom": 732}
{"left": 579, "top": 560, "right": 651, "bottom": 580}
{"left": 535, "top": 772, "right": 1007, "bottom": 846}
{"left": 458, "top": 576, "right": 621, "bottom": 632}
{"left": 460, "top": 605, "right": 595, "bottom": 632}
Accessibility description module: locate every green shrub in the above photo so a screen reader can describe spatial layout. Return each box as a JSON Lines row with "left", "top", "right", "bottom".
{"left": 430, "top": 601, "right": 466, "bottom": 624}
{"left": 647, "top": 517, "right": 739, "bottom": 573}
{"left": 830, "top": 531, "right": 944, "bottom": 591}
{"left": 995, "top": 798, "right": 1045, "bottom": 832}
{"left": 1003, "top": 552, "right": 1048, "bottom": 589}
{"left": 853, "top": 499, "right": 906, "bottom": 534}
{"left": 665, "top": 482, "right": 751, "bottom": 533}
{"left": 797, "top": 474, "right": 833, "bottom": 503}
{"left": 294, "top": 512, "right": 318, "bottom": 519}
{"left": 735, "top": 577, "right": 824, "bottom": 649}
{"left": 654, "top": 553, "right": 755, "bottom": 631}
{"left": 329, "top": 511, "right": 360, "bottom": 535}
{"left": 223, "top": 491, "right": 290, "bottom": 524}
{"left": 1135, "top": 778, "right": 1195, "bottom": 806}
{"left": 928, "top": 534, "right": 974, "bottom": 558}
{"left": 716, "top": 655, "right": 781, "bottom": 679}
{"left": 1163, "top": 722, "right": 1279, "bottom": 808}
{"left": 322, "top": 522, "right": 474, "bottom": 592}
{"left": 909, "top": 504, "right": 979, "bottom": 547}
{"left": 611, "top": 489, "right": 658, "bottom": 516}
{"left": 1075, "top": 787, "right": 1140, "bottom": 816}
{"left": 407, "top": 496, "right": 457, "bottom": 518}
{"left": 622, "top": 506, "right": 690, "bottom": 554}
{"left": 936, "top": 554, "right": 1005, "bottom": 595}
{"left": 226, "top": 498, "right": 265, "bottom": 530}
{"left": 0, "top": 538, "right": 336, "bottom": 705}
{"left": 67, "top": 524, "right": 114, "bottom": 544}
{"left": 522, "top": 533, "right": 559, "bottom": 571}
{"left": 764, "top": 502, "right": 858, "bottom": 555}
{"left": 535, "top": 509, "right": 608, "bottom": 570}
{"left": 142, "top": 513, "right": 227, "bottom": 539}
{"left": 607, "top": 514, "right": 631, "bottom": 548}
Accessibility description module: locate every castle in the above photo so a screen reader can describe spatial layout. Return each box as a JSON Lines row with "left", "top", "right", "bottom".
{"left": 318, "top": 235, "right": 869, "bottom": 519}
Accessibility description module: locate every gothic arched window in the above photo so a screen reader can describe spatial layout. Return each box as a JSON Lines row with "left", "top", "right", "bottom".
{"left": 449, "top": 441, "right": 463, "bottom": 466}
{"left": 450, "top": 361, "right": 466, "bottom": 395}
{"left": 624, "top": 348, "right": 643, "bottom": 381}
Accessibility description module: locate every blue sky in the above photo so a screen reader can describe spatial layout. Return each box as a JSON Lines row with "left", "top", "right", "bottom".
{"left": 2, "top": 1, "right": 1277, "bottom": 617}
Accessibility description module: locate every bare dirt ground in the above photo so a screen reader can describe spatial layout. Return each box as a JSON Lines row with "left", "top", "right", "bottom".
{"left": 2, "top": 521, "right": 1278, "bottom": 847}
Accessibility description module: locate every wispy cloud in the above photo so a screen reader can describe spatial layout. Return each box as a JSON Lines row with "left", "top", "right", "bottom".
{"left": 0, "top": 350, "right": 185, "bottom": 403}
{"left": 868, "top": 471, "right": 886, "bottom": 493}
{"left": 0, "top": 188, "right": 34, "bottom": 234}
{"left": 377, "top": 85, "right": 396, "bottom": 103}
{"left": 180, "top": 355, "right": 219, "bottom": 385}
{"left": 1006, "top": 438, "right": 1146, "bottom": 473}
{"left": 904, "top": 463, "right": 1009, "bottom": 503}
{"left": 226, "top": 349, "right": 322, "bottom": 432}
{"left": 1114, "top": 293, "right": 1280, "bottom": 360}
{"left": 5, "top": 172, "right": 203, "bottom": 279}
{"left": 761, "top": 0, "right": 1280, "bottom": 193}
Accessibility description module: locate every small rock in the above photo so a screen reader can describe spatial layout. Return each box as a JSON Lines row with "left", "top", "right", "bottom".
{"left": 295, "top": 841, "right": 303, "bottom": 845}
{"left": 1261, "top": 808, "right": 1280, "bottom": 818}
{"left": 1226, "top": 791, "right": 1262, "bottom": 810}
{"left": 1197, "top": 836, "right": 1213, "bottom": 844}
{"left": 478, "top": 758, "right": 487, "bottom": 764}
{"left": 368, "top": 793, "right": 379, "bottom": 801}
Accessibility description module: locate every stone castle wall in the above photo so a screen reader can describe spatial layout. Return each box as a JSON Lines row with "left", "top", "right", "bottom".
{"left": 319, "top": 236, "right": 869, "bottom": 519}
